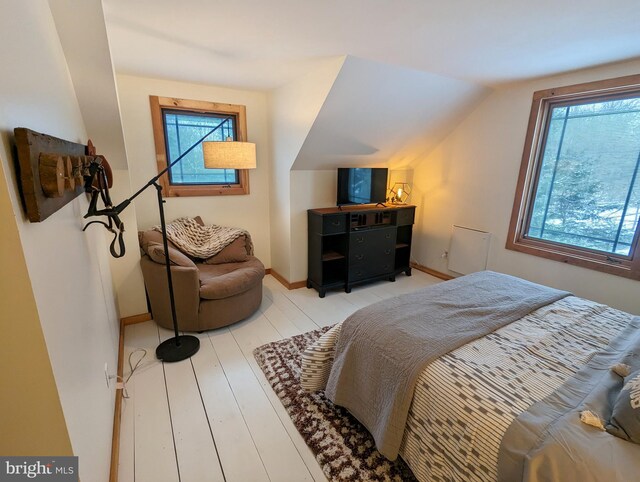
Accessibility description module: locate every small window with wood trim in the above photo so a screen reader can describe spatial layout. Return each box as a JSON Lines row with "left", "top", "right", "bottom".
{"left": 150, "top": 96, "right": 250, "bottom": 196}
{"left": 507, "top": 75, "right": 640, "bottom": 280}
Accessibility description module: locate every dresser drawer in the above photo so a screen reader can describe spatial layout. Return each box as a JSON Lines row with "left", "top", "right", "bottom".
{"left": 348, "top": 227, "right": 396, "bottom": 279}
{"left": 322, "top": 214, "right": 347, "bottom": 234}
{"left": 348, "top": 259, "right": 394, "bottom": 282}
{"left": 348, "top": 266, "right": 370, "bottom": 283}
{"left": 396, "top": 207, "right": 415, "bottom": 226}
{"left": 350, "top": 227, "right": 396, "bottom": 255}
{"left": 349, "top": 242, "right": 394, "bottom": 264}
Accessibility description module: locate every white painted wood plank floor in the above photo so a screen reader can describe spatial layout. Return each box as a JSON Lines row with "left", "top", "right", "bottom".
{"left": 118, "top": 271, "right": 439, "bottom": 482}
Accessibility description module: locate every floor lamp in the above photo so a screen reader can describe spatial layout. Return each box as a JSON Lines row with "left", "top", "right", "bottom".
{"left": 83, "top": 119, "right": 256, "bottom": 362}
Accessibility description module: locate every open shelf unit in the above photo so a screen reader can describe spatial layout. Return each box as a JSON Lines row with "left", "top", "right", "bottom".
{"left": 307, "top": 204, "right": 415, "bottom": 297}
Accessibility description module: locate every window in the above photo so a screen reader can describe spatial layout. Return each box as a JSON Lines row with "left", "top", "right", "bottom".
{"left": 150, "top": 96, "right": 250, "bottom": 196}
{"left": 507, "top": 75, "right": 640, "bottom": 280}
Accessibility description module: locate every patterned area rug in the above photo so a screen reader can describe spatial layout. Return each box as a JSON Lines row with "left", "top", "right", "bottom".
{"left": 253, "top": 327, "right": 417, "bottom": 482}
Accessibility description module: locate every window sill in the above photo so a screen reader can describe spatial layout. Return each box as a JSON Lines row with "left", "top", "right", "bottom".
{"left": 163, "top": 183, "right": 249, "bottom": 197}
{"left": 159, "top": 166, "right": 250, "bottom": 197}
{"left": 163, "top": 184, "right": 249, "bottom": 197}
{"left": 505, "top": 237, "right": 640, "bottom": 281}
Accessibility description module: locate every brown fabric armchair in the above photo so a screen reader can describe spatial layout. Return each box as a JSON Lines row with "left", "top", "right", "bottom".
{"left": 138, "top": 220, "right": 264, "bottom": 332}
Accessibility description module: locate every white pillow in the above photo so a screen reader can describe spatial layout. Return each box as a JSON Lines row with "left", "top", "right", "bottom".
{"left": 300, "top": 323, "right": 342, "bottom": 392}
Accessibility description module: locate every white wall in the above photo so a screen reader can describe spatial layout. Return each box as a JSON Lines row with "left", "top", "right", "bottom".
{"left": 0, "top": 151, "right": 72, "bottom": 457}
{"left": 108, "top": 168, "right": 147, "bottom": 317}
{"left": 412, "top": 58, "right": 640, "bottom": 315}
{"left": 290, "top": 170, "right": 337, "bottom": 282}
{"left": 268, "top": 57, "right": 345, "bottom": 281}
{"left": 116, "top": 74, "right": 272, "bottom": 270}
{"left": 48, "top": 0, "right": 146, "bottom": 318}
{"left": 0, "top": 1, "right": 119, "bottom": 479}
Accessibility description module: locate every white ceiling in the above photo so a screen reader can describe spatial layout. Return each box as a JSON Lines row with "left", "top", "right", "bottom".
{"left": 103, "top": 0, "right": 640, "bottom": 90}
{"left": 292, "top": 56, "right": 488, "bottom": 170}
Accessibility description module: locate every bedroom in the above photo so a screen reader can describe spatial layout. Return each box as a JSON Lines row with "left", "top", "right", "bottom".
{"left": 1, "top": 0, "right": 639, "bottom": 481}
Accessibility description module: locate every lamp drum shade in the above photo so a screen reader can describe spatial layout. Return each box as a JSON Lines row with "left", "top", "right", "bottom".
{"left": 203, "top": 141, "right": 256, "bottom": 169}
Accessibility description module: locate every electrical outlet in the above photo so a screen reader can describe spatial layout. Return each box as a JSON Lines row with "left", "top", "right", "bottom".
{"left": 104, "top": 362, "right": 110, "bottom": 388}
{"left": 441, "top": 250, "right": 449, "bottom": 259}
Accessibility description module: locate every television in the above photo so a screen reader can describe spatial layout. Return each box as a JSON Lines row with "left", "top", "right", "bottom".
{"left": 337, "top": 168, "right": 388, "bottom": 206}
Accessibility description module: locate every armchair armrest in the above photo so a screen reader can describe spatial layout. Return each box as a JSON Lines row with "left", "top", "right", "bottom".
{"left": 140, "top": 255, "right": 200, "bottom": 330}
{"left": 145, "top": 242, "right": 196, "bottom": 268}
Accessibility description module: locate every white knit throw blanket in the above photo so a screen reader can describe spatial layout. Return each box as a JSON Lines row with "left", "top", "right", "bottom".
{"left": 154, "top": 217, "right": 253, "bottom": 259}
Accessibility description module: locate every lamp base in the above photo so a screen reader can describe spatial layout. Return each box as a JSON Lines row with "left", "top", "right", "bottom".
{"left": 156, "top": 335, "right": 200, "bottom": 362}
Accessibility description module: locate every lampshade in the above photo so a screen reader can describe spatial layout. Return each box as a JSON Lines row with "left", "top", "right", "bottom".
{"left": 202, "top": 141, "right": 256, "bottom": 169}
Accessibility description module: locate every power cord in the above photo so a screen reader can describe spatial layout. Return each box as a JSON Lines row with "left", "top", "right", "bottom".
{"left": 127, "top": 348, "right": 147, "bottom": 383}
{"left": 116, "top": 348, "right": 147, "bottom": 399}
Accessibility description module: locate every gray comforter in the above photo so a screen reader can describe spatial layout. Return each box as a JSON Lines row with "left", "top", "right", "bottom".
{"left": 498, "top": 316, "right": 640, "bottom": 482}
{"left": 325, "top": 271, "right": 569, "bottom": 460}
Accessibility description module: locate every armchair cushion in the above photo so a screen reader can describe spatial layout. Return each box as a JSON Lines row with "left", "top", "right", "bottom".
{"left": 202, "top": 236, "right": 249, "bottom": 265}
{"left": 146, "top": 242, "right": 196, "bottom": 268}
{"left": 199, "top": 257, "right": 265, "bottom": 300}
{"left": 139, "top": 229, "right": 182, "bottom": 254}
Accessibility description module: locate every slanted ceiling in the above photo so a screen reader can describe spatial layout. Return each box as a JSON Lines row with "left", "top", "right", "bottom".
{"left": 49, "top": 0, "right": 128, "bottom": 169}
{"left": 291, "top": 56, "right": 489, "bottom": 171}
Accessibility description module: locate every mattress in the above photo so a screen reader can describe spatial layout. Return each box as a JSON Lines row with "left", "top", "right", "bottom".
{"left": 301, "top": 295, "right": 634, "bottom": 482}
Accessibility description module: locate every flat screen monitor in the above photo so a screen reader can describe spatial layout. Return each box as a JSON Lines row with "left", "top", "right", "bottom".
{"left": 337, "top": 168, "right": 388, "bottom": 206}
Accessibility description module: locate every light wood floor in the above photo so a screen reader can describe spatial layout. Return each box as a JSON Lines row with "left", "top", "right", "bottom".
{"left": 118, "top": 271, "right": 439, "bottom": 482}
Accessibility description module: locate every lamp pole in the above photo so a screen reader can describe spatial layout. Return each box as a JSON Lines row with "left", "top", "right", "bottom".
{"left": 84, "top": 118, "right": 231, "bottom": 362}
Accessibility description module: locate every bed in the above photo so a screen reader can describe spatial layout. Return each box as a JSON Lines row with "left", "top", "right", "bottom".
{"left": 300, "top": 271, "right": 640, "bottom": 482}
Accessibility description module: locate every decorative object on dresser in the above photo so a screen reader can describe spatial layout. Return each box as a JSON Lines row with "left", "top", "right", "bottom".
{"left": 387, "top": 169, "right": 413, "bottom": 204}
{"left": 307, "top": 204, "right": 415, "bottom": 297}
{"left": 388, "top": 181, "right": 411, "bottom": 204}
{"left": 82, "top": 117, "right": 256, "bottom": 362}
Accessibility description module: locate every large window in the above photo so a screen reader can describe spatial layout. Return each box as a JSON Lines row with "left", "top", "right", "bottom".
{"left": 150, "top": 96, "right": 250, "bottom": 197}
{"left": 507, "top": 75, "right": 640, "bottom": 280}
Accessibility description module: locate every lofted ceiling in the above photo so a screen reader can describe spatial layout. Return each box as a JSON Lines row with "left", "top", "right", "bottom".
{"left": 49, "top": 0, "right": 129, "bottom": 169}
{"left": 103, "top": 0, "right": 640, "bottom": 90}
{"left": 101, "top": 0, "right": 640, "bottom": 172}
{"left": 291, "top": 56, "right": 488, "bottom": 170}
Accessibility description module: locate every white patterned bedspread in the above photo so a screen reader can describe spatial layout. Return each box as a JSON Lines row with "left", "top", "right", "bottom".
{"left": 301, "top": 296, "right": 635, "bottom": 482}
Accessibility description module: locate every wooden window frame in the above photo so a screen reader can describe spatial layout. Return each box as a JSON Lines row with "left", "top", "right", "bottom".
{"left": 149, "top": 95, "right": 250, "bottom": 197}
{"left": 506, "top": 74, "right": 640, "bottom": 281}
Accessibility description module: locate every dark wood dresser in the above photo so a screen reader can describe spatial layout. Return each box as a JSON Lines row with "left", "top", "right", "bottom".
{"left": 307, "top": 204, "right": 415, "bottom": 297}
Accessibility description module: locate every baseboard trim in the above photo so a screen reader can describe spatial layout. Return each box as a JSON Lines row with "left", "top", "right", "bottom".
{"left": 109, "top": 318, "right": 126, "bottom": 482}
{"left": 289, "top": 280, "right": 307, "bottom": 289}
{"left": 410, "top": 262, "right": 455, "bottom": 281}
{"left": 268, "top": 268, "right": 307, "bottom": 290}
{"left": 121, "top": 312, "right": 152, "bottom": 326}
